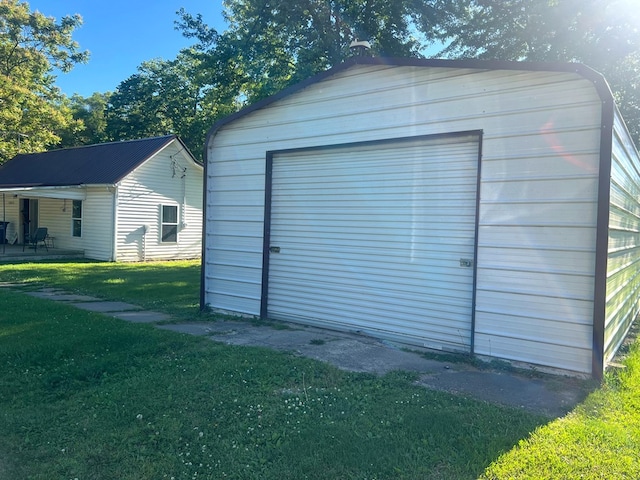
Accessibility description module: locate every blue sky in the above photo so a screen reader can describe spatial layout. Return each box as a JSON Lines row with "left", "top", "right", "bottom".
{"left": 28, "top": 0, "right": 226, "bottom": 97}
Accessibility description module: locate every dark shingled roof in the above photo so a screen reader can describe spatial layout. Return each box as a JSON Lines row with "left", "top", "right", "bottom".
{"left": 0, "top": 135, "right": 181, "bottom": 188}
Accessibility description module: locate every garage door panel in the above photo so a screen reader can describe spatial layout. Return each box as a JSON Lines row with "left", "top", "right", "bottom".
{"left": 271, "top": 253, "right": 476, "bottom": 281}
{"left": 270, "top": 298, "right": 472, "bottom": 351}
{"left": 267, "top": 134, "right": 480, "bottom": 352}
{"left": 271, "top": 271, "right": 473, "bottom": 298}
{"left": 276, "top": 172, "right": 479, "bottom": 187}
{"left": 275, "top": 223, "right": 477, "bottom": 237}
{"left": 269, "top": 293, "right": 472, "bottom": 335}
{"left": 269, "top": 280, "right": 473, "bottom": 311}
{"left": 270, "top": 215, "right": 477, "bottom": 231}
{"left": 274, "top": 181, "right": 477, "bottom": 195}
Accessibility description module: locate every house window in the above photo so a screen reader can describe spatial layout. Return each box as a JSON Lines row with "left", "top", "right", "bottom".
{"left": 72, "top": 200, "right": 82, "bottom": 237}
{"left": 161, "top": 205, "right": 178, "bottom": 243}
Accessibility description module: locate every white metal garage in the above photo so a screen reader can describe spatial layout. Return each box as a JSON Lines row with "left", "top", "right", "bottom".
{"left": 266, "top": 134, "right": 481, "bottom": 352}
{"left": 201, "top": 57, "right": 640, "bottom": 378}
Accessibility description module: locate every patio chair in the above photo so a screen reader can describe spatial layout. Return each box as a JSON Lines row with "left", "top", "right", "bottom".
{"left": 23, "top": 227, "right": 49, "bottom": 252}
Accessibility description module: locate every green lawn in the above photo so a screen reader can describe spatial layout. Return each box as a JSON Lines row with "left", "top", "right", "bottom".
{"left": 0, "top": 259, "right": 201, "bottom": 317}
{"left": 1, "top": 260, "right": 639, "bottom": 479}
{"left": 481, "top": 340, "right": 640, "bottom": 479}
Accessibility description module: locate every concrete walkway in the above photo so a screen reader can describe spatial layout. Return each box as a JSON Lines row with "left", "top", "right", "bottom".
{"left": 16, "top": 285, "right": 594, "bottom": 418}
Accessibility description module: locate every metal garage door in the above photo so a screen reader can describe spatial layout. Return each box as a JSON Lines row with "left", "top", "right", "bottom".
{"left": 265, "top": 133, "right": 481, "bottom": 352}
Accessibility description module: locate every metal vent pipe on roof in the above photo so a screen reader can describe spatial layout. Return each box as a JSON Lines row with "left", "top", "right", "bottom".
{"left": 349, "top": 39, "right": 371, "bottom": 56}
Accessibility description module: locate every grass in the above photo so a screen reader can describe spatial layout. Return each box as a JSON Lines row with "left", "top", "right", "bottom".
{"left": 481, "top": 346, "right": 640, "bottom": 479}
{"left": 0, "top": 287, "right": 544, "bottom": 479}
{"left": 1, "top": 260, "right": 640, "bottom": 478}
{"left": 0, "top": 259, "right": 201, "bottom": 317}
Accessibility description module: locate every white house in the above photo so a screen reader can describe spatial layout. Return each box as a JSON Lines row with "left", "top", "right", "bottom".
{"left": 201, "top": 57, "right": 640, "bottom": 378}
{"left": 0, "top": 135, "right": 203, "bottom": 262}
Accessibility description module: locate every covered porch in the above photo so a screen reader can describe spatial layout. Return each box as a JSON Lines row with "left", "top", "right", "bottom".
{"left": 0, "top": 243, "right": 84, "bottom": 262}
{"left": 0, "top": 187, "right": 88, "bottom": 259}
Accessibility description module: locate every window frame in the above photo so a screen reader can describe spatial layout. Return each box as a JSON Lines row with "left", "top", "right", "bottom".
{"left": 160, "top": 204, "right": 178, "bottom": 243}
{"left": 71, "top": 200, "right": 82, "bottom": 238}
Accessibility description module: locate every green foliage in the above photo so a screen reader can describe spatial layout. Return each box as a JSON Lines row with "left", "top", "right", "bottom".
{"left": 481, "top": 353, "right": 640, "bottom": 479}
{"left": 0, "top": 286, "right": 545, "bottom": 479}
{"left": 60, "top": 0, "right": 637, "bottom": 154}
{"left": 0, "top": 0, "right": 88, "bottom": 162}
{"left": 177, "top": 0, "right": 447, "bottom": 104}
{"left": 57, "top": 92, "right": 112, "bottom": 147}
{"left": 435, "top": 0, "right": 640, "bottom": 62}
{"left": 29, "top": 1, "right": 640, "bottom": 156}
{"left": 104, "top": 50, "right": 235, "bottom": 161}
{"left": 432, "top": 0, "right": 640, "bottom": 143}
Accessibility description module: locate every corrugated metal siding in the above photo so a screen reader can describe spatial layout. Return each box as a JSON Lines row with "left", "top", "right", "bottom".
{"left": 604, "top": 111, "right": 640, "bottom": 362}
{"left": 267, "top": 136, "right": 479, "bottom": 351}
{"left": 205, "top": 64, "right": 603, "bottom": 373}
{"left": 116, "top": 141, "right": 203, "bottom": 262}
{"left": 475, "top": 125, "right": 600, "bottom": 373}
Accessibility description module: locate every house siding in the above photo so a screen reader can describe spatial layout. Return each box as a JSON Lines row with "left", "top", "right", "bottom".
{"left": 604, "top": 111, "right": 640, "bottom": 362}
{"left": 205, "top": 64, "right": 603, "bottom": 374}
{"left": 38, "top": 198, "right": 76, "bottom": 251}
{"left": 81, "top": 188, "right": 115, "bottom": 260}
{"left": 116, "top": 142, "right": 203, "bottom": 262}
{"left": 0, "top": 195, "right": 20, "bottom": 241}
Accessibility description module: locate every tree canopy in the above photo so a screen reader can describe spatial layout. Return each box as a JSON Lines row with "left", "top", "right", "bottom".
{"left": 0, "top": 0, "right": 88, "bottom": 162}
{"left": 16, "top": 0, "right": 640, "bottom": 158}
{"left": 167, "top": 0, "right": 640, "bottom": 149}
{"left": 177, "top": 0, "right": 451, "bottom": 103}
{"left": 431, "top": 0, "right": 640, "bottom": 140}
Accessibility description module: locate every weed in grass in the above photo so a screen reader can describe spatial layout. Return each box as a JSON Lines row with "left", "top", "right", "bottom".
{"left": 309, "top": 339, "right": 326, "bottom": 345}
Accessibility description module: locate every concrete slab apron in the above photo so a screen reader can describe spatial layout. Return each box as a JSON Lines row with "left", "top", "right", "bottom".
{"left": 158, "top": 321, "right": 588, "bottom": 417}
{"left": 111, "top": 311, "right": 172, "bottom": 323}
{"left": 18, "top": 287, "right": 589, "bottom": 418}
{"left": 160, "top": 321, "right": 429, "bottom": 374}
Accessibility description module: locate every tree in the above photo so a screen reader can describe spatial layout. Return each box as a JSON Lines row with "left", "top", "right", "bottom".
{"left": 105, "top": 50, "right": 236, "bottom": 160}
{"left": 104, "top": 1, "right": 453, "bottom": 154}
{"left": 176, "top": 0, "right": 451, "bottom": 104}
{"left": 430, "top": 0, "right": 640, "bottom": 142}
{"left": 105, "top": 0, "right": 638, "bottom": 154}
{"left": 172, "top": 0, "right": 640, "bottom": 145}
{"left": 0, "top": 0, "right": 88, "bottom": 162}
{"left": 57, "top": 92, "right": 111, "bottom": 148}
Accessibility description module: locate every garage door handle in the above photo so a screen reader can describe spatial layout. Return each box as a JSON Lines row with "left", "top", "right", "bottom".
{"left": 270, "top": 246, "right": 281, "bottom": 253}
{"left": 459, "top": 258, "right": 473, "bottom": 267}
